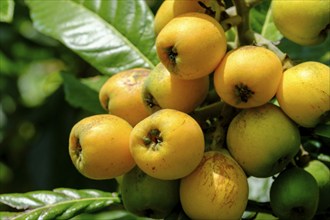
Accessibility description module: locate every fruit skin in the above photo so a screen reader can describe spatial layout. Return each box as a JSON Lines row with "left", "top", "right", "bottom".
{"left": 156, "top": 12, "right": 227, "bottom": 80}
{"left": 226, "top": 103, "right": 301, "bottom": 177}
{"left": 276, "top": 61, "right": 330, "bottom": 128}
{"left": 271, "top": 0, "right": 330, "bottom": 46}
{"left": 142, "top": 62, "right": 209, "bottom": 114}
{"left": 214, "top": 45, "right": 283, "bottom": 108}
{"left": 99, "top": 68, "right": 151, "bottom": 126}
{"left": 121, "top": 166, "right": 180, "bottom": 219}
{"left": 304, "top": 159, "right": 330, "bottom": 211}
{"left": 270, "top": 167, "right": 319, "bottom": 220}
{"left": 180, "top": 150, "right": 249, "bottom": 220}
{"left": 68, "top": 114, "right": 135, "bottom": 180}
{"left": 129, "top": 109, "right": 205, "bottom": 180}
{"left": 154, "top": 0, "right": 222, "bottom": 35}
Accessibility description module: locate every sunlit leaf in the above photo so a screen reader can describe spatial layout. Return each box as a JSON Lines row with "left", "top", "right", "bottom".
{"left": 0, "top": 0, "right": 14, "bottom": 23}
{"left": 250, "top": 0, "right": 282, "bottom": 42}
{"left": 25, "top": 0, "right": 158, "bottom": 76}
{"left": 72, "top": 210, "right": 148, "bottom": 220}
{"left": 72, "top": 0, "right": 158, "bottom": 65}
{"left": 0, "top": 188, "right": 120, "bottom": 220}
{"left": 0, "top": 211, "right": 21, "bottom": 220}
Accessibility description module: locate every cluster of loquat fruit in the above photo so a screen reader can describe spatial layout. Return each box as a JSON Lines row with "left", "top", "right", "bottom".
{"left": 68, "top": 0, "right": 330, "bottom": 219}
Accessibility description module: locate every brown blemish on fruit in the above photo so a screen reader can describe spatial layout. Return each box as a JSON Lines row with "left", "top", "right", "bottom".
{"left": 123, "top": 77, "right": 138, "bottom": 87}
{"left": 205, "top": 153, "right": 238, "bottom": 208}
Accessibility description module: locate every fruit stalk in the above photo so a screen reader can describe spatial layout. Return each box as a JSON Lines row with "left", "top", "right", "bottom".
{"left": 254, "top": 33, "right": 294, "bottom": 69}
{"left": 245, "top": 200, "right": 273, "bottom": 214}
{"left": 190, "top": 101, "right": 238, "bottom": 129}
{"left": 232, "top": 0, "right": 255, "bottom": 45}
{"left": 231, "top": 0, "right": 294, "bottom": 69}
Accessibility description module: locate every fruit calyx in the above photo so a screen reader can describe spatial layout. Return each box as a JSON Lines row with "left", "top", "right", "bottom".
{"left": 143, "top": 129, "right": 163, "bottom": 151}
{"left": 319, "top": 23, "right": 329, "bottom": 39}
{"left": 143, "top": 208, "right": 156, "bottom": 218}
{"left": 104, "top": 96, "right": 110, "bottom": 111}
{"left": 74, "top": 137, "right": 82, "bottom": 162}
{"left": 234, "top": 83, "right": 255, "bottom": 103}
{"left": 166, "top": 46, "right": 178, "bottom": 66}
{"left": 143, "top": 92, "right": 161, "bottom": 111}
{"left": 198, "top": 1, "right": 216, "bottom": 18}
{"left": 291, "top": 206, "right": 306, "bottom": 217}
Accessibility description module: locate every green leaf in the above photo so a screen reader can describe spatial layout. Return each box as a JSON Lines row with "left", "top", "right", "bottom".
{"left": 0, "top": 0, "right": 14, "bottom": 23}
{"left": 72, "top": 210, "right": 149, "bottom": 220}
{"left": 314, "top": 124, "right": 330, "bottom": 138}
{"left": 0, "top": 188, "right": 121, "bottom": 220}
{"left": 25, "top": 0, "right": 158, "bottom": 76}
{"left": 0, "top": 211, "right": 21, "bottom": 220}
{"left": 61, "top": 72, "right": 106, "bottom": 114}
{"left": 80, "top": 75, "right": 109, "bottom": 93}
{"left": 278, "top": 36, "right": 330, "bottom": 65}
{"left": 250, "top": 0, "right": 282, "bottom": 42}
{"left": 71, "top": 0, "right": 158, "bottom": 64}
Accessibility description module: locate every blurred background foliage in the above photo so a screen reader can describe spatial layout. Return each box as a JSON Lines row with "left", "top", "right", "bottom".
{"left": 0, "top": 0, "right": 120, "bottom": 195}
{"left": 0, "top": 0, "right": 163, "bottom": 195}
{"left": 0, "top": 0, "right": 329, "bottom": 200}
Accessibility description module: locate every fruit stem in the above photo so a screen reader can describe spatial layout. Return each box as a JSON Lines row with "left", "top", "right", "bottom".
{"left": 295, "top": 145, "right": 311, "bottom": 167}
{"left": 253, "top": 33, "right": 294, "bottom": 70}
{"left": 245, "top": 200, "right": 273, "bottom": 214}
{"left": 190, "top": 101, "right": 225, "bottom": 129}
{"left": 231, "top": 0, "right": 294, "bottom": 69}
{"left": 191, "top": 101, "right": 239, "bottom": 129}
{"left": 198, "top": 1, "right": 216, "bottom": 18}
{"left": 232, "top": 0, "right": 256, "bottom": 46}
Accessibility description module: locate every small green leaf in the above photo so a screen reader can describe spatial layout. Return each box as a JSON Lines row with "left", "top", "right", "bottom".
{"left": 250, "top": 0, "right": 282, "bottom": 42}
{"left": 0, "top": 0, "right": 14, "bottom": 23}
{"left": 61, "top": 72, "right": 106, "bottom": 114}
{"left": 25, "top": 0, "right": 158, "bottom": 76}
{"left": 314, "top": 124, "right": 330, "bottom": 138}
{"left": 0, "top": 188, "right": 121, "bottom": 220}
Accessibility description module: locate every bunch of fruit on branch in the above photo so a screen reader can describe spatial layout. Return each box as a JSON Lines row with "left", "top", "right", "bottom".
{"left": 68, "top": 0, "right": 330, "bottom": 219}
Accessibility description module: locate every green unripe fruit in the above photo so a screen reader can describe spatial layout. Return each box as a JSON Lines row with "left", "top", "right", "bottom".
{"left": 270, "top": 167, "right": 319, "bottom": 220}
